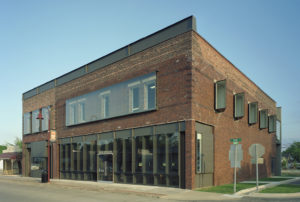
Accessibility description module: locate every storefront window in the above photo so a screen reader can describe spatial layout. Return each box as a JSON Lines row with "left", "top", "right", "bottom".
{"left": 31, "top": 157, "right": 47, "bottom": 176}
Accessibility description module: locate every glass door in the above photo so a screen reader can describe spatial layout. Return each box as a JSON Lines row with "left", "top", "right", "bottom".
{"left": 98, "top": 152, "right": 113, "bottom": 181}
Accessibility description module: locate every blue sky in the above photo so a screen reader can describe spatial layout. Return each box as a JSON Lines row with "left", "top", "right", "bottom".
{"left": 0, "top": 0, "right": 299, "bottom": 147}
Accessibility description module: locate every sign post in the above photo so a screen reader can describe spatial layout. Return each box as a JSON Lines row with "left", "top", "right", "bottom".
{"left": 229, "top": 138, "right": 242, "bottom": 193}
{"left": 249, "top": 144, "right": 265, "bottom": 191}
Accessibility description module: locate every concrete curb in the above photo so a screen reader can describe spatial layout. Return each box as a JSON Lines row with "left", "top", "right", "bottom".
{"left": 234, "top": 177, "right": 300, "bottom": 196}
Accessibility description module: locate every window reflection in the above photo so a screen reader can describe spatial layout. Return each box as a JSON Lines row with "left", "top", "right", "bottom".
{"left": 66, "top": 72, "right": 156, "bottom": 126}
{"left": 58, "top": 124, "right": 181, "bottom": 187}
{"left": 24, "top": 112, "right": 31, "bottom": 134}
{"left": 32, "top": 110, "right": 40, "bottom": 133}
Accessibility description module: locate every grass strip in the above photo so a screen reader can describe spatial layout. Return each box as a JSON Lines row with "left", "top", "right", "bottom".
{"left": 260, "top": 184, "right": 300, "bottom": 193}
{"left": 281, "top": 173, "right": 300, "bottom": 177}
{"left": 259, "top": 177, "right": 292, "bottom": 182}
{"left": 196, "top": 183, "right": 264, "bottom": 194}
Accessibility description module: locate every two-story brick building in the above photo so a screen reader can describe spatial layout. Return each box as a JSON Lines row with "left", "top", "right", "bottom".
{"left": 22, "top": 16, "right": 281, "bottom": 189}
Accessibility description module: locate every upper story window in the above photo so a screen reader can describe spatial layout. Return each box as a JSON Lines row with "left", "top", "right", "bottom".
{"left": 143, "top": 76, "right": 156, "bottom": 110}
{"left": 66, "top": 99, "right": 86, "bottom": 126}
{"left": 215, "top": 80, "right": 226, "bottom": 111}
{"left": 32, "top": 109, "right": 40, "bottom": 133}
{"left": 259, "top": 109, "right": 268, "bottom": 129}
{"left": 23, "top": 106, "right": 51, "bottom": 135}
{"left": 234, "top": 93, "right": 244, "bottom": 118}
{"left": 24, "top": 112, "right": 31, "bottom": 135}
{"left": 268, "top": 115, "right": 276, "bottom": 133}
{"left": 248, "top": 102, "right": 258, "bottom": 124}
{"left": 78, "top": 101, "right": 86, "bottom": 123}
{"left": 128, "top": 82, "right": 141, "bottom": 112}
{"left": 276, "top": 120, "right": 281, "bottom": 141}
{"left": 41, "top": 107, "right": 49, "bottom": 131}
{"left": 99, "top": 91, "right": 110, "bottom": 119}
{"left": 69, "top": 103, "right": 76, "bottom": 125}
{"left": 65, "top": 72, "right": 156, "bottom": 126}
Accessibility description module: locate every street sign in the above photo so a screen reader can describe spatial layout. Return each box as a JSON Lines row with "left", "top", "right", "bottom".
{"left": 228, "top": 140, "right": 243, "bottom": 193}
{"left": 248, "top": 143, "right": 265, "bottom": 191}
{"left": 230, "top": 138, "right": 241, "bottom": 144}
{"left": 251, "top": 158, "right": 264, "bottom": 164}
{"left": 229, "top": 144, "right": 243, "bottom": 168}
{"left": 249, "top": 144, "right": 265, "bottom": 158}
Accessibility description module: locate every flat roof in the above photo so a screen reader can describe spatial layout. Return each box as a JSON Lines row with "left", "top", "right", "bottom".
{"left": 23, "top": 16, "right": 197, "bottom": 100}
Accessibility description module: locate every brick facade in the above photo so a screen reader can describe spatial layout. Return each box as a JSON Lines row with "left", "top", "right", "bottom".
{"left": 22, "top": 17, "right": 278, "bottom": 189}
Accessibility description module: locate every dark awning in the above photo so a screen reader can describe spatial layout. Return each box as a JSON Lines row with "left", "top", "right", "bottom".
{"left": 0, "top": 152, "right": 22, "bottom": 160}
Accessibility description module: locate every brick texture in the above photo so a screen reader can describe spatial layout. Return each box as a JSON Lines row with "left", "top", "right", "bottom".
{"left": 22, "top": 30, "right": 277, "bottom": 189}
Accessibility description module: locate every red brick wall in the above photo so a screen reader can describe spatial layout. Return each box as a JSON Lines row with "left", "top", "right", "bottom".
{"left": 190, "top": 31, "right": 277, "bottom": 187}
{"left": 23, "top": 32, "right": 195, "bottom": 179}
{"left": 22, "top": 88, "right": 56, "bottom": 176}
{"left": 55, "top": 32, "right": 193, "bottom": 139}
{"left": 22, "top": 30, "right": 277, "bottom": 188}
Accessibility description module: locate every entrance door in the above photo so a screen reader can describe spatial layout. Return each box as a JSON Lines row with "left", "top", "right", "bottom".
{"left": 98, "top": 153, "right": 113, "bottom": 181}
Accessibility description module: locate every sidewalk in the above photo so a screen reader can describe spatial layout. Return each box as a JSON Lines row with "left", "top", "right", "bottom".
{"left": 1, "top": 175, "right": 299, "bottom": 200}
{"left": 0, "top": 175, "right": 237, "bottom": 201}
{"left": 235, "top": 177, "right": 300, "bottom": 197}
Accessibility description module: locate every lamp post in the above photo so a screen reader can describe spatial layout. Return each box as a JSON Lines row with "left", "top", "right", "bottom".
{"left": 37, "top": 106, "right": 51, "bottom": 182}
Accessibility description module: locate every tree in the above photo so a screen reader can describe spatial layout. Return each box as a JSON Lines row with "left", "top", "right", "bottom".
{"left": 282, "top": 142, "right": 300, "bottom": 162}
{"left": 14, "top": 137, "right": 22, "bottom": 150}
{"left": 0, "top": 145, "right": 7, "bottom": 154}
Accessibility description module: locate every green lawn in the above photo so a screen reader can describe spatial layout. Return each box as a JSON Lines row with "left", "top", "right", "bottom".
{"left": 259, "top": 177, "right": 292, "bottom": 182}
{"left": 196, "top": 183, "right": 263, "bottom": 194}
{"left": 260, "top": 184, "right": 300, "bottom": 193}
{"left": 281, "top": 173, "right": 300, "bottom": 177}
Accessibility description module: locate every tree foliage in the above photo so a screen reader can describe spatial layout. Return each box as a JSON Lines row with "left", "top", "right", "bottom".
{"left": 283, "top": 142, "right": 300, "bottom": 162}
{"left": 14, "top": 137, "right": 22, "bottom": 150}
{"left": 0, "top": 145, "right": 7, "bottom": 154}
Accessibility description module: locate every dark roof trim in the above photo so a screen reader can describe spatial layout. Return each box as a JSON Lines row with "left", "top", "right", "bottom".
{"left": 23, "top": 16, "right": 197, "bottom": 100}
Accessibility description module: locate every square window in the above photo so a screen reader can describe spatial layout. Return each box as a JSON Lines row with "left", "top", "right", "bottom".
{"left": 234, "top": 93, "right": 244, "bottom": 118}
{"left": 259, "top": 109, "right": 268, "bottom": 129}
{"left": 215, "top": 80, "right": 226, "bottom": 111}
{"left": 248, "top": 102, "right": 258, "bottom": 124}
{"left": 268, "top": 115, "right": 276, "bottom": 133}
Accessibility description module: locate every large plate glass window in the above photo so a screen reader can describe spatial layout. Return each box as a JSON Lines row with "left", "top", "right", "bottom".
{"left": 248, "top": 102, "right": 258, "bottom": 124}
{"left": 234, "top": 93, "right": 244, "bottom": 118}
{"left": 215, "top": 80, "right": 226, "bottom": 111}
{"left": 66, "top": 72, "right": 156, "bottom": 126}
{"left": 99, "top": 91, "right": 110, "bottom": 119}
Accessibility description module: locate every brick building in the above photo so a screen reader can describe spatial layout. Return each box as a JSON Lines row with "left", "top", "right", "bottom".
{"left": 22, "top": 16, "right": 282, "bottom": 189}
